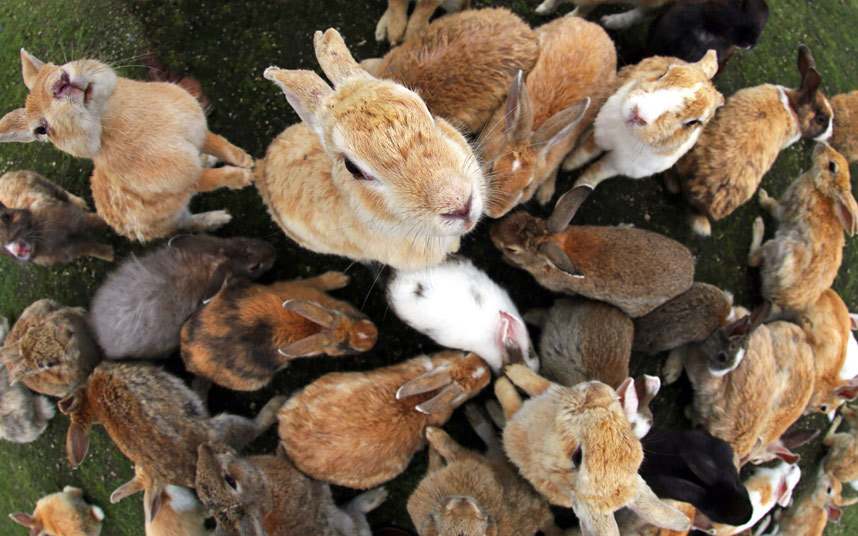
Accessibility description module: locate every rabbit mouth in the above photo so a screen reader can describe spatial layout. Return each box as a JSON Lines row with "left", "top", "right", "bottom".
{"left": 5, "top": 240, "right": 32, "bottom": 261}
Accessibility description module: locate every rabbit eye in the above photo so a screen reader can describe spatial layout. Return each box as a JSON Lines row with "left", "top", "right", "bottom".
{"left": 817, "top": 115, "right": 829, "bottom": 124}
{"left": 829, "top": 161, "right": 837, "bottom": 173}
{"left": 0, "top": 213, "right": 10, "bottom": 224}
{"left": 224, "top": 474, "right": 238, "bottom": 490}
{"left": 247, "top": 262, "right": 261, "bottom": 273}
{"left": 820, "top": 405, "right": 829, "bottom": 413}
{"left": 571, "top": 445, "right": 583, "bottom": 467}
{"left": 344, "top": 158, "right": 374, "bottom": 181}
{"left": 684, "top": 119, "right": 701, "bottom": 128}
{"left": 34, "top": 125, "right": 47, "bottom": 136}
{"left": 717, "top": 351, "right": 728, "bottom": 363}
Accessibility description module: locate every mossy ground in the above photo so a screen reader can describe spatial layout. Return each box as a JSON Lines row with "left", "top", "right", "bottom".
{"left": 0, "top": 0, "right": 857, "bottom": 534}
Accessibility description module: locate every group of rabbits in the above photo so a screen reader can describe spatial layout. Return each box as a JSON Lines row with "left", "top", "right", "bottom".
{"left": 1, "top": 0, "right": 858, "bottom": 535}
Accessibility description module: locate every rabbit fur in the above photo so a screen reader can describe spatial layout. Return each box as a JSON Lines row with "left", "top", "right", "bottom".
{"left": 9, "top": 486, "right": 105, "bottom": 536}
{"left": 772, "top": 469, "right": 858, "bottom": 536}
{"left": 710, "top": 461, "right": 801, "bottom": 535}
{"left": 375, "top": 0, "right": 470, "bottom": 46}
{"left": 830, "top": 90, "right": 858, "bottom": 162}
{"left": 822, "top": 405, "right": 858, "bottom": 488}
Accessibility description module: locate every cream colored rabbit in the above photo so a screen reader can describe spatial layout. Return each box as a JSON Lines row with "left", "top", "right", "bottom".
{"left": 375, "top": 0, "right": 470, "bottom": 46}
{"left": 9, "top": 486, "right": 105, "bottom": 536}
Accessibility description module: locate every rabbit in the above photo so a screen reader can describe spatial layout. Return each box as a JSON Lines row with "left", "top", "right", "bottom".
{"left": 478, "top": 15, "right": 615, "bottom": 217}
{"left": 277, "top": 351, "right": 490, "bottom": 489}
{"left": 822, "top": 405, "right": 858, "bottom": 488}
{"left": 0, "top": 299, "right": 100, "bottom": 397}
{"left": 369, "top": 8, "right": 540, "bottom": 135}
{"left": 256, "top": 29, "right": 486, "bottom": 271}
{"left": 9, "top": 486, "right": 105, "bottom": 536}
{"left": 180, "top": 270, "right": 377, "bottom": 391}
{"left": 550, "top": 50, "right": 723, "bottom": 230}
{"left": 800, "top": 289, "right": 858, "bottom": 416}
{"left": 748, "top": 142, "right": 858, "bottom": 315}
{"left": 646, "top": 0, "right": 770, "bottom": 73}
{"left": 375, "top": 0, "right": 470, "bottom": 46}
{"left": 493, "top": 365, "right": 691, "bottom": 535}
{"left": 632, "top": 283, "right": 733, "bottom": 355}
{"left": 669, "top": 45, "right": 834, "bottom": 236}
{"left": 490, "top": 211, "right": 694, "bottom": 317}
{"left": 533, "top": 0, "right": 672, "bottom": 29}
{"left": 386, "top": 256, "right": 538, "bottom": 374}
{"left": 0, "top": 50, "right": 254, "bottom": 242}
{"left": 88, "top": 234, "right": 275, "bottom": 360}
{"left": 196, "top": 442, "right": 386, "bottom": 536}
{"left": 830, "top": 90, "right": 858, "bottom": 162}
{"left": 143, "top": 47, "right": 211, "bottom": 114}
{"left": 407, "top": 408, "right": 560, "bottom": 536}
{"left": 771, "top": 469, "right": 858, "bottom": 536}
{"left": 57, "top": 361, "right": 286, "bottom": 495}
{"left": 638, "top": 428, "right": 752, "bottom": 525}
{"left": 614, "top": 500, "right": 697, "bottom": 536}
{"left": 0, "top": 170, "right": 113, "bottom": 265}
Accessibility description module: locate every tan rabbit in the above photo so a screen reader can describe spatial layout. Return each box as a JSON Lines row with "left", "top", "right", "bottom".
{"left": 490, "top": 211, "right": 694, "bottom": 317}
{"left": 0, "top": 299, "right": 100, "bottom": 398}
{"left": 256, "top": 29, "right": 486, "bottom": 271}
{"left": 669, "top": 45, "right": 834, "bottom": 236}
{"left": 830, "top": 90, "right": 858, "bottom": 162}
{"left": 180, "top": 271, "right": 377, "bottom": 391}
{"left": 479, "top": 15, "right": 614, "bottom": 217}
{"left": 278, "top": 351, "right": 490, "bottom": 489}
{"left": 0, "top": 170, "right": 113, "bottom": 265}
{"left": 0, "top": 50, "right": 253, "bottom": 242}
{"left": 375, "top": 0, "right": 470, "bottom": 45}
{"left": 534, "top": 0, "right": 673, "bottom": 29}
{"left": 800, "top": 289, "right": 858, "bottom": 416}
{"left": 9, "top": 486, "right": 105, "bottom": 536}
{"left": 551, "top": 51, "right": 723, "bottom": 230}
{"left": 773, "top": 470, "right": 858, "bottom": 536}
{"left": 748, "top": 142, "right": 858, "bottom": 314}
{"left": 370, "top": 8, "right": 540, "bottom": 135}
{"left": 822, "top": 405, "right": 858, "bottom": 487}
{"left": 493, "top": 365, "right": 691, "bottom": 535}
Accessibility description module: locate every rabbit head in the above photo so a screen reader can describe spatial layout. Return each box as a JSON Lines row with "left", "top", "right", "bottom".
{"left": 397, "top": 353, "right": 492, "bottom": 415}
{"left": 0, "top": 49, "right": 117, "bottom": 158}
{"left": 697, "top": 302, "right": 770, "bottom": 376}
{"left": 264, "top": 29, "right": 485, "bottom": 240}
{"left": 791, "top": 45, "right": 834, "bottom": 142}
{"left": 278, "top": 298, "right": 377, "bottom": 357}
{"left": 423, "top": 496, "right": 498, "bottom": 536}
{"left": 9, "top": 486, "right": 105, "bottom": 536}
{"left": 488, "top": 210, "right": 549, "bottom": 274}
{"left": 728, "top": 0, "right": 770, "bottom": 49}
{"left": 809, "top": 143, "right": 858, "bottom": 236}
{"left": 0, "top": 201, "right": 36, "bottom": 262}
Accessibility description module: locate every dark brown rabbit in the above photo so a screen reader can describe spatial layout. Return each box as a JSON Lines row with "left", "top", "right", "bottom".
{"left": 0, "top": 170, "right": 113, "bottom": 265}
{"left": 180, "top": 271, "right": 377, "bottom": 391}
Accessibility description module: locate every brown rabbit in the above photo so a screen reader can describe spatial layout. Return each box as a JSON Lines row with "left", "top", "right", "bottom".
{"left": 493, "top": 364, "right": 691, "bottom": 534}
{"left": 0, "top": 170, "right": 113, "bottom": 265}
{"left": 479, "top": 16, "right": 614, "bottom": 217}
{"left": 0, "top": 50, "right": 253, "bottom": 241}
{"left": 831, "top": 90, "right": 858, "bottom": 162}
{"left": 9, "top": 486, "right": 104, "bottom": 536}
{"left": 748, "top": 142, "right": 858, "bottom": 314}
{"left": 0, "top": 299, "right": 100, "bottom": 397}
{"left": 375, "top": 0, "right": 470, "bottom": 45}
{"left": 822, "top": 405, "right": 858, "bottom": 487}
{"left": 257, "top": 29, "right": 486, "bottom": 271}
{"left": 371, "top": 8, "right": 539, "bottom": 135}
{"left": 490, "top": 211, "right": 694, "bottom": 317}
{"left": 669, "top": 45, "right": 834, "bottom": 236}
{"left": 57, "top": 361, "right": 285, "bottom": 494}
{"left": 772, "top": 469, "right": 858, "bottom": 536}
{"left": 278, "top": 351, "right": 490, "bottom": 489}
{"left": 180, "top": 271, "right": 377, "bottom": 391}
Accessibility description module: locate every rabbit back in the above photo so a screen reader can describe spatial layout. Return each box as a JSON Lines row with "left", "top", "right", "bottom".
{"left": 0, "top": 364, "right": 55, "bottom": 443}
{"left": 831, "top": 90, "right": 858, "bottom": 162}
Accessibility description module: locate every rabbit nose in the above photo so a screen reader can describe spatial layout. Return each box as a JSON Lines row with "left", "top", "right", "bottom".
{"left": 442, "top": 195, "right": 473, "bottom": 221}
{"left": 628, "top": 106, "right": 647, "bottom": 126}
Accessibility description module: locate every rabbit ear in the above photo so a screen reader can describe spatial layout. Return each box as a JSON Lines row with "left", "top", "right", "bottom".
{"left": 653, "top": 475, "right": 707, "bottom": 503}
{"left": 835, "top": 194, "right": 858, "bottom": 237}
{"left": 533, "top": 98, "right": 591, "bottom": 157}
{"left": 537, "top": 241, "right": 583, "bottom": 277}
{"left": 548, "top": 186, "right": 593, "bottom": 234}
{"left": 694, "top": 50, "right": 719, "bottom": 79}
{"left": 282, "top": 299, "right": 336, "bottom": 328}
{"left": 0, "top": 108, "right": 36, "bottom": 143}
{"left": 263, "top": 67, "right": 334, "bottom": 139}
{"left": 66, "top": 421, "right": 90, "bottom": 468}
{"left": 396, "top": 364, "right": 452, "bottom": 400}
{"left": 835, "top": 379, "right": 858, "bottom": 401}
{"left": 572, "top": 500, "right": 620, "bottom": 536}
{"left": 313, "top": 29, "right": 373, "bottom": 87}
{"left": 144, "top": 484, "right": 163, "bottom": 525}
{"left": 110, "top": 475, "right": 145, "bottom": 503}
{"left": 0, "top": 341, "right": 21, "bottom": 363}
{"left": 505, "top": 70, "right": 533, "bottom": 144}
{"left": 629, "top": 475, "right": 692, "bottom": 532}
{"left": 798, "top": 67, "right": 822, "bottom": 106}
{"left": 416, "top": 383, "right": 466, "bottom": 415}
{"left": 202, "top": 262, "right": 230, "bottom": 304}
{"left": 849, "top": 313, "right": 858, "bottom": 330}
{"left": 8, "top": 513, "right": 35, "bottom": 528}
{"left": 277, "top": 332, "right": 334, "bottom": 358}
{"left": 634, "top": 375, "right": 661, "bottom": 409}
{"left": 20, "top": 49, "right": 44, "bottom": 90}
{"left": 499, "top": 311, "right": 530, "bottom": 368}
{"left": 616, "top": 377, "right": 639, "bottom": 423}
{"left": 797, "top": 44, "right": 816, "bottom": 79}
{"left": 237, "top": 513, "right": 268, "bottom": 536}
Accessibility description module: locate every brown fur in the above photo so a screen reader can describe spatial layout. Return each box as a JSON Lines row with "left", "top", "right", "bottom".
{"left": 616, "top": 500, "right": 695, "bottom": 536}
{"left": 278, "top": 351, "right": 490, "bottom": 489}
{"left": 490, "top": 211, "right": 694, "bottom": 317}
{"left": 775, "top": 471, "right": 856, "bottom": 536}
{"left": 823, "top": 405, "right": 858, "bottom": 483}
{"left": 375, "top": 0, "right": 471, "bottom": 46}
{"left": 181, "top": 271, "right": 377, "bottom": 391}
{"left": 831, "top": 90, "right": 858, "bottom": 162}
{"left": 9, "top": 486, "right": 103, "bottom": 536}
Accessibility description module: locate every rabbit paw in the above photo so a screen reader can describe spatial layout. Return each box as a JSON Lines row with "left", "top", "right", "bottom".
{"left": 662, "top": 349, "right": 683, "bottom": 385}
{"left": 190, "top": 210, "right": 232, "bottom": 232}
{"left": 351, "top": 486, "right": 388, "bottom": 513}
{"left": 535, "top": 0, "right": 557, "bottom": 15}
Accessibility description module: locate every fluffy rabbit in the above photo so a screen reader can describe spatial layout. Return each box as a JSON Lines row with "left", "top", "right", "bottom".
{"left": 88, "top": 234, "right": 275, "bottom": 360}
{"left": 9, "top": 486, "right": 105, "bottom": 536}
{"left": 386, "top": 257, "right": 537, "bottom": 374}
{"left": 534, "top": 0, "right": 672, "bottom": 29}
{"left": 375, "top": 0, "right": 470, "bottom": 45}
{"left": 478, "top": 15, "right": 614, "bottom": 217}
{"left": 494, "top": 364, "right": 691, "bottom": 535}
{"left": 551, "top": 51, "right": 723, "bottom": 230}
{"left": 632, "top": 283, "right": 732, "bottom": 355}
{"left": 822, "top": 405, "right": 858, "bottom": 488}
{"left": 196, "top": 442, "right": 386, "bottom": 536}
{"left": 57, "top": 361, "right": 285, "bottom": 492}
{"left": 371, "top": 8, "right": 539, "bottom": 134}
{"left": 407, "top": 409, "right": 560, "bottom": 536}
{"left": 181, "top": 271, "right": 377, "bottom": 391}
{"left": 0, "top": 170, "right": 113, "bottom": 265}
{"left": 772, "top": 470, "right": 858, "bottom": 536}
{"left": 748, "top": 142, "right": 858, "bottom": 314}
{"left": 0, "top": 50, "right": 254, "bottom": 241}
{"left": 670, "top": 45, "right": 834, "bottom": 236}
{"left": 1, "top": 299, "right": 100, "bottom": 397}
{"left": 490, "top": 211, "right": 694, "bottom": 317}
{"left": 830, "top": 90, "right": 858, "bottom": 162}
{"left": 278, "top": 351, "right": 490, "bottom": 489}
{"left": 257, "top": 29, "right": 486, "bottom": 271}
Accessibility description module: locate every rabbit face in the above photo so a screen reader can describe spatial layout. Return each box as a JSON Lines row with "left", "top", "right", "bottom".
{"left": 428, "top": 496, "right": 498, "bottom": 536}
{"left": 811, "top": 143, "right": 858, "bottom": 235}
{"left": 0, "top": 203, "right": 35, "bottom": 262}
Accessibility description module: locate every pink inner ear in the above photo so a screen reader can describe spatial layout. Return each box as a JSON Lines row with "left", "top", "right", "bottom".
{"left": 849, "top": 314, "right": 858, "bottom": 330}
{"left": 498, "top": 311, "right": 527, "bottom": 352}
{"left": 826, "top": 503, "right": 842, "bottom": 521}
{"left": 777, "top": 479, "right": 792, "bottom": 507}
{"left": 838, "top": 200, "right": 856, "bottom": 234}
{"left": 616, "top": 378, "right": 638, "bottom": 420}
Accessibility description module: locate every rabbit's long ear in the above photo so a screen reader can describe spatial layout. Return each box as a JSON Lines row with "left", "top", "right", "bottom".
{"left": 694, "top": 50, "right": 719, "bottom": 79}
{"left": 505, "top": 70, "right": 533, "bottom": 144}
{"left": 0, "top": 108, "right": 36, "bottom": 143}
{"left": 313, "top": 29, "right": 373, "bottom": 87}
{"left": 836, "top": 192, "right": 858, "bottom": 237}
{"left": 573, "top": 499, "right": 620, "bottom": 536}
{"left": 110, "top": 475, "right": 145, "bottom": 503}
{"left": 629, "top": 475, "right": 692, "bottom": 532}
{"left": 8, "top": 513, "right": 36, "bottom": 528}
{"left": 21, "top": 49, "right": 44, "bottom": 90}
{"left": 534, "top": 98, "right": 590, "bottom": 158}
{"left": 264, "top": 67, "right": 333, "bottom": 138}
{"left": 66, "top": 421, "right": 90, "bottom": 468}
{"left": 396, "top": 364, "right": 452, "bottom": 400}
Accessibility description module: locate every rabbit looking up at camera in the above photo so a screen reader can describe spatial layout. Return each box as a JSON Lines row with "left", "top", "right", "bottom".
{"left": 9, "top": 486, "right": 104, "bottom": 536}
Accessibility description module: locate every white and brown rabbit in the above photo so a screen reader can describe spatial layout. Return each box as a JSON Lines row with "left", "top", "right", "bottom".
{"left": 196, "top": 442, "right": 386, "bottom": 536}
{"left": 88, "top": 234, "right": 275, "bottom": 360}
{"left": 494, "top": 364, "right": 691, "bottom": 535}
{"left": 278, "top": 351, "right": 490, "bottom": 489}
{"left": 375, "top": 0, "right": 470, "bottom": 45}
{"left": 772, "top": 469, "right": 858, "bottom": 536}
{"left": 181, "top": 271, "right": 377, "bottom": 391}
{"left": 257, "top": 29, "right": 486, "bottom": 271}
{"left": 822, "top": 405, "right": 858, "bottom": 489}
{"left": 9, "top": 486, "right": 105, "bottom": 536}
{"left": 830, "top": 90, "right": 858, "bottom": 162}
{"left": 0, "top": 50, "right": 254, "bottom": 241}
{"left": 748, "top": 142, "right": 858, "bottom": 315}
{"left": 478, "top": 15, "right": 614, "bottom": 217}
{"left": 0, "top": 170, "right": 112, "bottom": 265}
{"left": 670, "top": 45, "right": 834, "bottom": 236}
{"left": 551, "top": 51, "right": 723, "bottom": 230}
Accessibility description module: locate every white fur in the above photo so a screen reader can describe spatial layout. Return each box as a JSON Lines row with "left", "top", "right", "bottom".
{"left": 726, "top": 463, "right": 800, "bottom": 534}
{"left": 163, "top": 485, "right": 202, "bottom": 513}
{"left": 622, "top": 83, "right": 703, "bottom": 125}
{"left": 387, "top": 257, "right": 537, "bottom": 373}
{"left": 815, "top": 116, "right": 834, "bottom": 142}
{"left": 91, "top": 505, "right": 105, "bottom": 522}
{"left": 708, "top": 348, "right": 745, "bottom": 377}
{"left": 776, "top": 86, "right": 801, "bottom": 147}
{"left": 850, "top": 478, "right": 858, "bottom": 492}
{"left": 511, "top": 158, "right": 521, "bottom": 172}
{"left": 839, "top": 332, "right": 858, "bottom": 381}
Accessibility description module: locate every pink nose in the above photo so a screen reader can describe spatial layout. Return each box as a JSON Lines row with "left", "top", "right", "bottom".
{"left": 443, "top": 195, "right": 472, "bottom": 221}
{"left": 628, "top": 106, "right": 647, "bottom": 126}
